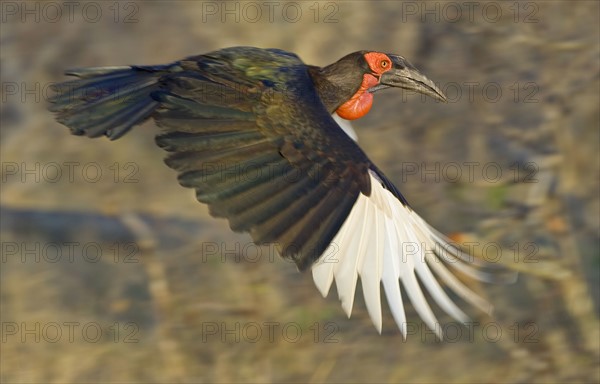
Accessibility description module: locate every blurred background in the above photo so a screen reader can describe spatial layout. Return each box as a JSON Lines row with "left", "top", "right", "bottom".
{"left": 1, "top": 1, "right": 599, "bottom": 383}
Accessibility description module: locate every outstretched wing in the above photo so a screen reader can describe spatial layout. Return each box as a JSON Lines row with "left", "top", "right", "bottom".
{"left": 153, "top": 48, "right": 372, "bottom": 271}
{"left": 152, "top": 48, "right": 500, "bottom": 337}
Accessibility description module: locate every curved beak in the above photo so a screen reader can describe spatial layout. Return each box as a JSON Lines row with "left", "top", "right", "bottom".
{"left": 373, "top": 55, "right": 447, "bottom": 102}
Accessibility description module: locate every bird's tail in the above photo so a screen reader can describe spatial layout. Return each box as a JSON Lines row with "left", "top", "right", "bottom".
{"left": 49, "top": 65, "right": 174, "bottom": 140}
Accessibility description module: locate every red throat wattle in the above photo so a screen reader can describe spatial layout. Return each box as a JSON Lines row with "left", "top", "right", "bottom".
{"left": 335, "top": 74, "right": 377, "bottom": 120}
{"left": 335, "top": 52, "right": 393, "bottom": 120}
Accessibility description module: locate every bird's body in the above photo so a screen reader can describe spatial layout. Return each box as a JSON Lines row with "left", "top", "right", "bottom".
{"left": 50, "top": 47, "right": 507, "bottom": 337}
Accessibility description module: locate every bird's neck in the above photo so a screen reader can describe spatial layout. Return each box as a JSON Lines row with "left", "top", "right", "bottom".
{"left": 307, "top": 65, "right": 363, "bottom": 115}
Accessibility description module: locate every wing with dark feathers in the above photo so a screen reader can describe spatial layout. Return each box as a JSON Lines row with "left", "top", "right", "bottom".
{"left": 153, "top": 47, "right": 373, "bottom": 270}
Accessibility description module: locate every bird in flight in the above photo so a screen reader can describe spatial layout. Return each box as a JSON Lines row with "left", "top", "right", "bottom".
{"left": 50, "top": 47, "right": 505, "bottom": 338}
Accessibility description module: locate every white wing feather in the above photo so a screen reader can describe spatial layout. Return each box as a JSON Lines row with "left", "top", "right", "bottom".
{"left": 312, "top": 172, "right": 495, "bottom": 337}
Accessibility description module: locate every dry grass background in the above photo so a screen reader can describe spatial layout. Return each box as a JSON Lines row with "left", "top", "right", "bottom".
{"left": 1, "top": 1, "right": 599, "bottom": 383}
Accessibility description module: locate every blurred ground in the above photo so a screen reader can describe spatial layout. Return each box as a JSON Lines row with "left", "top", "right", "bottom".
{"left": 1, "top": 1, "right": 599, "bottom": 383}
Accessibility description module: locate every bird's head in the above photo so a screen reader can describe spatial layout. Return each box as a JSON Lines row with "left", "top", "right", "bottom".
{"left": 310, "top": 51, "right": 446, "bottom": 120}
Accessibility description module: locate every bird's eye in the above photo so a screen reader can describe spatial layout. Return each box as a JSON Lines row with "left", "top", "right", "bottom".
{"left": 381, "top": 60, "right": 389, "bottom": 69}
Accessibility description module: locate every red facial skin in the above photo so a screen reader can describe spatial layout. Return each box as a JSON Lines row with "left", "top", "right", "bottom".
{"left": 336, "top": 52, "right": 393, "bottom": 120}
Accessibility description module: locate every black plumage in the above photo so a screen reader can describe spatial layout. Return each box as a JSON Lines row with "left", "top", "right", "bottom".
{"left": 50, "top": 47, "right": 377, "bottom": 270}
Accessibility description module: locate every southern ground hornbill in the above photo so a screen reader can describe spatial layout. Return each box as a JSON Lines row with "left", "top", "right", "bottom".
{"left": 50, "top": 46, "right": 507, "bottom": 337}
